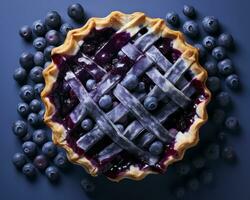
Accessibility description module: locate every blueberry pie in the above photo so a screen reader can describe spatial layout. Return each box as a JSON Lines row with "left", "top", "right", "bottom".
{"left": 41, "top": 12, "right": 211, "bottom": 181}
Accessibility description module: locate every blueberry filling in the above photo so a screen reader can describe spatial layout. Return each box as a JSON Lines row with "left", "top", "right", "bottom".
{"left": 47, "top": 27, "right": 208, "bottom": 179}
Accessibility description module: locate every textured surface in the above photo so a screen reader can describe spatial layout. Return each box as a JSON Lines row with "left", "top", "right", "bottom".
{"left": 0, "top": 0, "right": 250, "bottom": 200}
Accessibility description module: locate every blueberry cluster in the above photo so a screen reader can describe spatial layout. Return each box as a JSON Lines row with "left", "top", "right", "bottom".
{"left": 12, "top": 3, "right": 86, "bottom": 183}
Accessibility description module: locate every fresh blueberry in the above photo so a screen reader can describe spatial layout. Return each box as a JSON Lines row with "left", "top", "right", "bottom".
{"left": 60, "top": 23, "right": 73, "bottom": 37}
{"left": 19, "top": 52, "right": 34, "bottom": 71}
{"left": 19, "top": 25, "right": 32, "bottom": 41}
{"left": 202, "top": 36, "right": 216, "bottom": 50}
{"left": 221, "top": 146, "right": 236, "bottom": 162}
{"left": 121, "top": 74, "right": 138, "bottom": 91}
{"left": 216, "top": 91, "right": 231, "bottom": 107}
{"left": 144, "top": 96, "right": 158, "bottom": 111}
{"left": 33, "top": 37, "right": 47, "bottom": 51}
{"left": 217, "top": 59, "right": 234, "bottom": 76}
{"left": 99, "top": 95, "right": 113, "bottom": 110}
{"left": 13, "top": 67, "right": 27, "bottom": 84}
{"left": 38, "top": 109, "right": 45, "bottom": 125}
{"left": 42, "top": 141, "right": 57, "bottom": 158}
{"left": 212, "top": 46, "right": 226, "bottom": 61}
{"left": 81, "top": 118, "right": 94, "bottom": 131}
{"left": 207, "top": 76, "right": 221, "bottom": 93}
{"left": 200, "top": 169, "right": 213, "bottom": 184}
{"left": 67, "top": 3, "right": 85, "bottom": 22}
{"left": 202, "top": 16, "right": 220, "bottom": 34}
{"left": 183, "top": 20, "right": 199, "bottom": 38}
{"left": 22, "top": 141, "right": 37, "bottom": 157}
{"left": 32, "top": 20, "right": 47, "bottom": 36}
{"left": 22, "top": 163, "right": 36, "bottom": 178}
{"left": 45, "top": 166, "right": 60, "bottom": 181}
{"left": 192, "top": 156, "right": 206, "bottom": 169}
{"left": 33, "top": 155, "right": 48, "bottom": 171}
{"left": 44, "top": 46, "right": 54, "bottom": 61}
{"left": 226, "top": 74, "right": 240, "bottom": 90}
{"left": 149, "top": 141, "right": 164, "bottom": 156}
{"left": 20, "top": 85, "right": 35, "bottom": 102}
{"left": 53, "top": 152, "right": 68, "bottom": 168}
{"left": 45, "top": 11, "right": 62, "bottom": 29}
{"left": 166, "top": 12, "right": 180, "bottom": 27}
{"left": 32, "top": 129, "right": 47, "bottom": 146}
{"left": 34, "top": 83, "right": 45, "bottom": 96}
{"left": 176, "top": 162, "right": 191, "bottom": 176}
{"left": 183, "top": 5, "right": 196, "bottom": 18}
{"left": 204, "top": 143, "right": 220, "bottom": 160}
{"left": 194, "top": 43, "right": 206, "bottom": 59}
{"left": 174, "top": 186, "right": 186, "bottom": 199}
{"left": 187, "top": 178, "right": 199, "bottom": 191}
{"left": 217, "top": 131, "right": 227, "bottom": 142}
{"left": 34, "top": 51, "right": 45, "bottom": 66}
{"left": 44, "top": 61, "right": 52, "bottom": 68}
{"left": 17, "top": 102, "right": 30, "bottom": 117}
{"left": 225, "top": 116, "right": 238, "bottom": 130}
{"left": 136, "top": 82, "right": 146, "bottom": 93}
{"left": 212, "top": 109, "right": 225, "bottom": 125}
{"left": 29, "top": 66, "right": 44, "bottom": 83}
{"left": 45, "top": 30, "right": 61, "bottom": 46}
{"left": 80, "top": 178, "right": 95, "bottom": 193}
{"left": 12, "top": 120, "right": 28, "bottom": 138}
{"left": 27, "top": 113, "right": 40, "bottom": 127}
{"left": 204, "top": 60, "right": 217, "bottom": 76}
{"left": 29, "top": 99, "right": 42, "bottom": 113}
{"left": 21, "top": 132, "right": 32, "bottom": 142}
{"left": 12, "top": 153, "right": 27, "bottom": 168}
{"left": 116, "top": 124, "right": 124, "bottom": 132}
{"left": 85, "top": 79, "right": 96, "bottom": 91}
{"left": 218, "top": 33, "right": 234, "bottom": 49}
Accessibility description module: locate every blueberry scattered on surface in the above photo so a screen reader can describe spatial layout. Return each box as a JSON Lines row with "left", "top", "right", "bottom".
{"left": 212, "top": 46, "right": 226, "bottom": 61}
{"left": 22, "top": 163, "right": 36, "bottom": 178}
{"left": 226, "top": 74, "right": 240, "bottom": 90}
{"left": 19, "top": 25, "right": 32, "bottom": 41}
{"left": 183, "top": 5, "right": 196, "bottom": 18}
{"left": 33, "top": 155, "right": 49, "bottom": 171}
{"left": 121, "top": 74, "right": 138, "bottom": 91}
{"left": 12, "top": 153, "right": 27, "bottom": 168}
{"left": 80, "top": 178, "right": 95, "bottom": 193}
{"left": 85, "top": 79, "right": 96, "bottom": 91}
{"left": 144, "top": 96, "right": 158, "bottom": 111}
{"left": 204, "top": 60, "right": 217, "bottom": 76}
{"left": 98, "top": 95, "right": 113, "bottom": 110}
{"left": 225, "top": 116, "right": 239, "bottom": 130}
{"left": 27, "top": 113, "right": 40, "bottom": 127}
{"left": 19, "top": 85, "right": 35, "bottom": 102}
{"left": 206, "top": 76, "right": 221, "bottom": 93}
{"left": 202, "top": 16, "right": 220, "bottom": 34}
{"left": 44, "top": 46, "right": 54, "bottom": 61}
{"left": 192, "top": 156, "right": 206, "bottom": 169}
{"left": 81, "top": 118, "right": 94, "bottom": 131}
{"left": 13, "top": 67, "right": 27, "bottom": 84}
{"left": 204, "top": 143, "right": 220, "bottom": 160}
{"left": 187, "top": 178, "right": 200, "bottom": 191}
{"left": 29, "top": 99, "right": 42, "bottom": 113}
{"left": 45, "top": 11, "right": 62, "bottom": 29}
{"left": 194, "top": 43, "right": 206, "bottom": 59}
{"left": 176, "top": 162, "right": 191, "bottom": 176}
{"left": 12, "top": 120, "right": 28, "bottom": 138}
{"left": 183, "top": 20, "right": 199, "bottom": 38}
{"left": 29, "top": 66, "right": 44, "bottom": 83}
{"left": 200, "top": 169, "right": 214, "bottom": 184}
{"left": 217, "top": 58, "right": 234, "bottom": 76}
{"left": 22, "top": 141, "right": 37, "bottom": 157}
{"left": 42, "top": 141, "right": 57, "bottom": 158}
{"left": 67, "top": 3, "right": 85, "bottom": 22}
{"left": 34, "top": 51, "right": 45, "bottom": 66}
{"left": 53, "top": 152, "right": 68, "bottom": 168}
{"left": 149, "top": 141, "right": 164, "bottom": 156}
{"left": 166, "top": 12, "right": 180, "bottom": 27}
{"left": 34, "top": 83, "right": 45, "bottom": 96}
{"left": 32, "top": 129, "right": 47, "bottom": 146}
{"left": 17, "top": 102, "right": 30, "bottom": 117}
{"left": 45, "top": 30, "right": 61, "bottom": 46}
{"left": 60, "top": 23, "right": 73, "bottom": 37}
{"left": 33, "top": 37, "right": 47, "bottom": 51}
{"left": 221, "top": 146, "right": 236, "bottom": 162}
{"left": 45, "top": 166, "right": 60, "bottom": 181}
{"left": 32, "top": 20, "right": 47, "bottom": 36}
{"left": 202, "top": 36, "right": 216, "bottom": 50}
{"left": 218, "top": 33, "right": 234, "bottom": 49}
{"left": 212, "top": 109, "right": 226, "bottom": 125}
{"left": 19, "top": 52, "right": 34, "bottom": 71}
{"left": 216, "top": 91, "right": 231, "bottom": 107}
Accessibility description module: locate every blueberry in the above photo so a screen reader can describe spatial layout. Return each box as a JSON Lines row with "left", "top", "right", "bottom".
{"left": 202, "top": 16, "right": 220, "bottom": 34}
{"left": 218, "top": 33, "right": 234, "bottom": 49}
{"left": 204, "top": 60, "right": 217, "bottom": 76}
{"left": 225, "top": 116, "right": 238, "bottom": 130}
{"left": 216, "top": 91, "right": 231, "bottom": 107}
{"left": 149, "top": 141, "right": 164, "bottom": 155}
{"left": 22, "top": 141, "right": 37, "bottom": 157}
{"left": 32, "top": 129, "right": 47, "bottom": 146}
{"left": 33, "top": 155, "right": 48, "bottom": 170}
{"left": 13, "top": 67, "right": 27, "bottom": 84}
{"left": 33, "top": 37, "right": 47, "bottom": 51}
{"left": 21, "top": 132, "right": 32, "bottom": 142}
{"left": 217, "top": 59, "right": 234, "bottom": 76}
{"left": 194, "top": 43, "right": 206, "bottom": 59}
{"left": 80, "top": 178, "right": 95, "bottom": 193}
{"left": 121, "top": 74, "right": 138, "bottom": 91}
{"left": 19, "top": 52, "right": 34, "bottom": 71}
{"left": 20, "top": 85, "right": 35, "bottom": 102}
{"left": 144, "top": 96, "right": 158, "bottom": 111}
{"left": 204, "top": 143, "right": 220, "bottom": 160}
{"left": 174, "top": 186, "right": 186, "bottom": 199}
{"left": 212, "top": 109, "right": 226, "bottom": 125}
{"left": 212, "top": 46, "right": 226, "bottom": 60}
{"left": 27, "top": 113, "right": 40, "bottom": 127}
{"left": 12, "top": 120, "right": 28, "bottom": 137}
{"left": 226, "top": 74, "right": 240, "bottom": 90}
{"left": 44, "top": 61, "right": 52, "bottom": 68}
{"left": 221, "top": 146, "right": 236, "bottom": 162}
{"left": 192, "top": 156, "right": 206, "bottom": 169}
{"left": 67, "top": 3, "right": 85, "bottom": 22}
{"left": 34, "top": 83, "right": 45, "bottom": 96}
{"left": 202, "top": 36, "right": 216, "bottom": 50}
{"left": 206, "top": 76, "right": 221, "bottom": 93}
{"left": 176, "top": 162, "right": 191, "bottom": 176}
{"left": 166, "top": 12, "right": 180, "bottom": 27}
{"left": 22, "top": 163, "right": 36, "bottom": 178}
{"left": 29, "top": 66, "right": 44, "bottom": 83}
{"left": 45, "top": 11, "right": 62, "bottom": 29}
{"left": 17, "top": 102, "right": 30, "bottom": 117}
{"left": 19, "top": 25, "right": 32, "bottom": 41}
{"left": 99, "top": 95, "right": 113, "bottom": 110}
{"left": 42, "top": 141, "right": 57, "bottom": 158}
{"left": 53, "top": 152, "right": 68, "bottom": 168}
{"left": 183, "top": 21, "right": 199, "bottom": 38}
{"left": 38, "top": 109, "right": 45, "bottom": 125}
{"left": 34, "top": 51, "right": 45, "bottom": 66}
{"left": 12, "top": 153, "right": 27, "bottom": 168}
{"left": 45, "top": 166, "right": 60, "bottom": 181}
{"left": 187, "top": 178, "right": 199, "bottom": 191}
{"left": 85, "top": 79, "right": 96, "bottom": 91}
{"left": 81, "top": 118, "right": 94, "bottom": 131}
{"left": 183, "top": 5, "right": 196, "bottom": 18}
{"left": 45, "top": 30, "right": 61, "bottom": 46}
{"left": 200, "top": 169, "right": 213, "bottom": 184}
{"left": 29, "top": 99, "right": 42, "bottom": 113}
{"left": 60, "top": 23, "right": 73, "bottom": 37}
{"left": 44, "top": 46, "right": 54, "bottom": 61}
{"left": 136, "top": 82, "right": 146, "bottom": 93}
{"left": 32, "top": 20, "right": 47, "bottom": 36}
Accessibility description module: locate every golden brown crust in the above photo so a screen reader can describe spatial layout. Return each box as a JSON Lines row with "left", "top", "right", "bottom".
{"left": 41, "top": 11, "right": 211, "bottom": 182}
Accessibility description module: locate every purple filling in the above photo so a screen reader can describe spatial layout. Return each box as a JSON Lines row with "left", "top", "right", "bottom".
{"left": 47, "top": 27, "right": 208, "bottom": 179}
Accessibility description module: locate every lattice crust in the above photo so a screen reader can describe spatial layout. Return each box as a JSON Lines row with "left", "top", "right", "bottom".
{"left": 41, "top": 11, "right": 211, "bottom": 181}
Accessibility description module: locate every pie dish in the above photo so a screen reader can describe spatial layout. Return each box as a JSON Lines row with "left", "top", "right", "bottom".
{"left": 41, "top": 11, "right": 211, "bottom": 181}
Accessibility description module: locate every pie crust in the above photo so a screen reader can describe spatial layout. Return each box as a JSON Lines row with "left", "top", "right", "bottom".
{"left": 41, "top": 11, "right": 211, "bottom": 181}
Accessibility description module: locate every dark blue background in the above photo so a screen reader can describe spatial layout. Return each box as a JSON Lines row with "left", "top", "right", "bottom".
{"left": 1, "top": 0, "right": 250, "bottom": 200}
